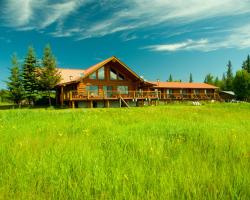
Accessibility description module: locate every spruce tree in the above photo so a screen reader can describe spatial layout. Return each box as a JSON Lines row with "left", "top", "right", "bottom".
{"left": 233, "top": 70, "right": 250, "bottom": 100}
{"left": 204, "top": 73, "right": 214, "bottom": 84}
{"left": 189, "top": 73, "right": 193, "bottom": 83}
{"left": 214, "top": 76, "right": 220, "bottom": 87}
{"left": 225, "top": 60, "right": 234, "bottom": 91}
{"left": 221, "top": 73, "right": 226, "bottom": 90}
{"left": 242, "top": 55, "right": 250, "bottom": 73}
{"left": 6, "top": 54, "right": 25, "bottom": 106}
{"left": 168, "top": 74, "right": 173, "bottom": 82}
{"left": 40, "top": 44, "right": 61, "bottom": 106}
{"left": 22, "top": 46, "right": 39, "bottom": 105}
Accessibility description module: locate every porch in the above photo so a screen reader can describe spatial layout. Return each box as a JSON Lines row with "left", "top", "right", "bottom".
{"left": 63, "top": 90, "right": 161, "bottom": 101}
{"left": 159, "top": 92, "right": 220, "bottom": 101}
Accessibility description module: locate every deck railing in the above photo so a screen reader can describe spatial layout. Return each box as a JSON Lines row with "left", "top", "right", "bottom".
{"left": 160, "top": 93, "right": 217, "bottom": 100}
{"left": 63, "top": 90, "right": 219, "bottom": 101}
{"left": 64, "top": 90, "right": 161, "bottom": 100}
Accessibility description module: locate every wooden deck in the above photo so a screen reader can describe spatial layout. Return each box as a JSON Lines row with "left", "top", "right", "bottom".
{"left": 63, "top": 90, "right": 161, "bottom": 101}
{"left": 63, "top": 90, "right": 220, "bottom": 101}
{"left": 159, "top": 93, "right": 220, "bottom": 101}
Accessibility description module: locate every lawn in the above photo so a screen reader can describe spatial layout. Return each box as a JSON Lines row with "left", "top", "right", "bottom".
{"left": 0, "top": 103, "right": 249, "bottom": 199}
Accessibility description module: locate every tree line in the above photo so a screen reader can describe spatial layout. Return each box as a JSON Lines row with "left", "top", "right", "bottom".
{"left": 203, "top": 56, "right": 250, "bottom": 100}
{"left": 166, "top": 55, "right": 250, "bottom": 101}
{"left": 167, "top": 73, "right": 193, "bottom": 83}
{"left": 6, "top": 45, "right": 61, "bottom": 107}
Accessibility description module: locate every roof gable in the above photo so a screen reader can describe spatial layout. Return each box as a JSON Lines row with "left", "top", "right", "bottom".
{"left": 81, "top": 56, "right": 143, "bottom": 81}
{"left": 56, "top": 56, "right": 145, "bottom": 85}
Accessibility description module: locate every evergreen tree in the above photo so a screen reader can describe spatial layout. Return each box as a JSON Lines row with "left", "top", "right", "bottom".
{"left": 221, "top": 73, "right": 226, "bottom": 90}
{"left": 22, "top": 46, "right": 39, "bottom": 105}
{"left": 39, "top": 44, "right": 61, "bottom": 106}
{"left": 189, "top": 73, "right": 193, "bottom": 83}
{"left": 6, "top": 54, "right": 25, "bottom": 106}
{"left": 242, "top": 55, "right": 250, "bottom": 73}
{"left": 233, "top": 70, "right": 250, "bottom": 100}
{"left": 168, "top": 74, "right": 173, "bottom": 82}
{"left": 214, "top": 76, "right": 220, "bottom": 87}
{"left": 225, "top": 60, "right": 234, "bottom": 91}
{"left": 204, "top": 73, "right": 214, "bottom": 84}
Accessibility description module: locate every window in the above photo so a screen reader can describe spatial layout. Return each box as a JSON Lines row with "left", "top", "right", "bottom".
{"left": 117, "top": 86, "right": 128, "bottom": 95}
{"left": 110, "top": 68, "right": 117, "bottom": 80}
{"left": 167, "top": 89, "right": 173, "bottom": 94}
{"left": 86, "top": 85, "right": 98, "bottom": 96}
{"left": 89, "top": 72, "right": 97, "bottom": 79}
{"left": 98, "top": 67, "right": 105, "bottom": 80}
{"left": 194, "top": 89, "right": 200, "bottom": 95}
{"left": 182, "top": 89, "right": 187, "bottom": 95}
{"left": 118, "top": 73, "right": 125, "bottom": 80}
{"left": 103, "top": 86, "right": 113, "bottom": 97}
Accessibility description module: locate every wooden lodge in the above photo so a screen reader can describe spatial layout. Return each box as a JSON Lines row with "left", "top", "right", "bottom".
{"left": 56, "top": 56, "right": 219, "bottom": 108}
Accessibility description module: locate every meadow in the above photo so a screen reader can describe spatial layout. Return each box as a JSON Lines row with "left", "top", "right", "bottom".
{"left": 0, "top": 103, "right": 249, "bottom": 199}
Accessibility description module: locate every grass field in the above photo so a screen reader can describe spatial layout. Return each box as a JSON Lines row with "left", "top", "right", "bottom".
{"left": 0, "top": 103, "right": 250, "bottom": 199}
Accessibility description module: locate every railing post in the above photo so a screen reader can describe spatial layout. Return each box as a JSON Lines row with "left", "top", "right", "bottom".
{"left": 87, "top": 91, "right": 89, "bottom": 100}
{"left": 69, "top": 91, "right": 72, "bottom": 100}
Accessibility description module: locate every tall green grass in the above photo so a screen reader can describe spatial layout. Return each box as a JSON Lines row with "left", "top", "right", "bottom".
{"left": 0, "top": 103, "right": 250, "bottom": 199}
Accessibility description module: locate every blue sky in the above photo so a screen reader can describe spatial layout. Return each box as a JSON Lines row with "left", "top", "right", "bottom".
{"left": 1, "top": 0, "right": 250, "bottom": 88}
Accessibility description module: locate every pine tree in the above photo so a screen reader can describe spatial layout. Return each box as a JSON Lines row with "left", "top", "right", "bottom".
{"left": 242, "top": 55, "right": 250, "bottom": 73}
{"left": 189, "top": 73, "right": 193, "bottom": 83}
{"left": 213, "top": 76, "right": 220, "bottom": 87}
{"left": 22, "top": 46, "right": 39, "bottom": 105}
{"left": 6, "top": 54, "right": 25, "bottom": 106}
{"left": 168, "top": 74, "right": 173, "bottom": 82}
{"left": 233, "top": 70, "right": 250, "bottom": 100}
{"left": 204, "top": 73, "right": 214, "bottom": 84}
{"left": 225, "top": 60, "right": 234, "bottom": 91}
{"left": 39, "top": 44, "right": 61, "bottom": 106}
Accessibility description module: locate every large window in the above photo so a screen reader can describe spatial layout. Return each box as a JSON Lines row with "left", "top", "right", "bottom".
{"left": 89, "top": 72, "right": 97, "bottom": 79}
{"left": 109, "top": 68, "right": 125, "bottom": 81}
{"left": 117, "top": 73, "right": 125, "bottom": 80}
{"left": 103, "top": 86, "right": 113, "bottom": 97}
{"left": 86, "top": 85, "right": 98, "bottom": 96}
{"left": 110, "top": 68, "right": 117, "bottom": 80}
{"left": 117, "top": 86, "right": 128, "bottom": 95}
{"left": 98, "top": 67, "right": 105, "bottom": 80}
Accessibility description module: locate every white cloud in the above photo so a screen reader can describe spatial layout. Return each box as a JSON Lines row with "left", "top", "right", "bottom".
{"left": 144, "top": 24, "right": 250, "bottom": 52}
{"left": 1, "top": 0, "right": 85, "bottom": 29}
{"left": 1, "top": 0, "right": 250, "bottom": 51}
{"left": 145, "top": 39, "right": 209, "bottom": 52}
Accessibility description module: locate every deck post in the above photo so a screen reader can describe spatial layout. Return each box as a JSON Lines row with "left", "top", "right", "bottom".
{"left": 72, "top": 101, "right": 75, "bottom": 109}
{"left": 60, "top": 86, "right": 64, "bottom": 106}
{"left": 69, "top": 91, "right": 72, "bottom": 101}
{"left": 105, "top": 100, "right": 110, "bottom": 108}
{"left": 89, "top": 101, "right": 93, "bottom": 108}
